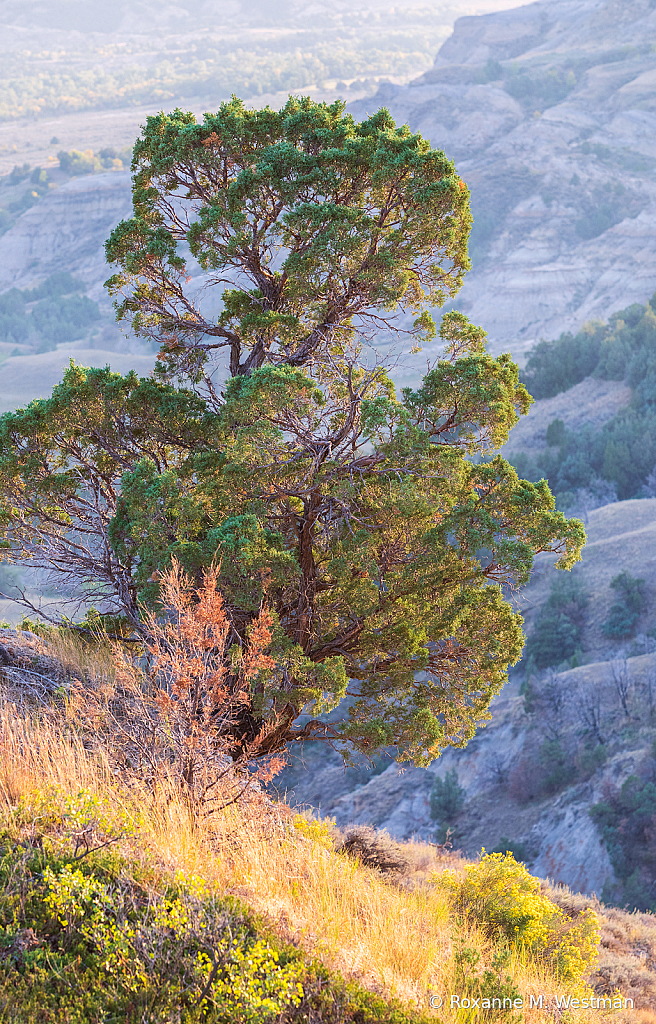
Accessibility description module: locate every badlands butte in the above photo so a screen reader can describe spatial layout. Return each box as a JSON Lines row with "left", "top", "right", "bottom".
{"left": 0, "top": 0, "right": 656, "bottom": 904}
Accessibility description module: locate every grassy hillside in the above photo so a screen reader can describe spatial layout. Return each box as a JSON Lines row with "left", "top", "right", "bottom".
{"left": 507, "top": 296, "right": 656, "bottom": 505}
{"left": 517, "top": 499, "right": 656, "bottom": 666}
{"left": 0, "top": 625, "right": 649, "bottom": 1021}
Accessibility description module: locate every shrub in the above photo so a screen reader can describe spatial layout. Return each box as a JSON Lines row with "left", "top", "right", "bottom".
{"left": 602, "top": 571, "right": 647, "bottom": 638}
{"left": 0, "top": 845, "right": 304, "bottom": 1022}
{"left": 75, "top": 559, "right": 286, "bottom": 814}
{"left": 452, "top": 944, "right": 523, "bottom": 1021}
{"left": 523, "top": 575, "right": 588, "bottom": 669}
{"left": 437, "top": 852, "right": 600, "bottom": 982}
{"left": 488, "top": 838, "right": 534, "bottom": 864}
{"left": 590, "top": 775, "right": 656, "bottom": 911}
{"left": 575, "top": 743, "right": 607, "bottom": 779}
{"left": 430, "top": 768, "right": 466, "bottom": 821}
{"left": 546, "top": 417, "right": 566, "bottom": 447}
{"left": 336, "top": 826, "right": 410, "bottom": 874}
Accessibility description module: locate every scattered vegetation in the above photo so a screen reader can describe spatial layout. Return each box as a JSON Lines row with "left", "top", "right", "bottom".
{"left": 507, "top": 736, "right": 608, "bottom": 805}
{"left": 0, "top": 271, "right": 99, "bottom": 351}
{"left": 0, "top": 165, "right": 54, "bottom": 238}
{"left": 590, "top": 773, "right": 656, "bottom": 912}
{"left": 602, "top": 572, "right": 648, "bottom": 639}
{"left": 57, "top": 146, "right": 132, "bottom": 175}
{"left": 489, "top": 838, "right": 536, "bottom": 864}
{"left": 523, "top": 574, "right": 588, "bottom": 670}
{"left": 512, "top": 296, "right": 656, "bottom": 500}
{"left": 521, "top": 299, "right": 656, "bottom": 400}
{"left": 0, "top": 5, "right": 448, "bottom": 123}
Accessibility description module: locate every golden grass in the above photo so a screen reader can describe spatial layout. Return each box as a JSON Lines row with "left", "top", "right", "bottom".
{"left": 0, "top": 701, "right": 639, "bottom": 1023}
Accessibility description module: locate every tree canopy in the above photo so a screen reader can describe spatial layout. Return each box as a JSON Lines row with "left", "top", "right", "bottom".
{"left": 0, "top": 97, "right": 585, "bottom": 766}
{"left": 105, "top": 96, "right": 471, "bottom": 382}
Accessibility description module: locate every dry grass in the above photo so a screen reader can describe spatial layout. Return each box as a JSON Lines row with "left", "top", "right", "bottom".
{"left": 0, "top": 628, "right": 653, "bottom": 1020}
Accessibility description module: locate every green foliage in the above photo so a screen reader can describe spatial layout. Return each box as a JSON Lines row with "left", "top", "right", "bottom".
{"left": 521, "top": 321, "right": 605, "bottom": 400}
{"left": 0, "top": 272, "right": 99, "bottom": 351}
{"left": 523, "top": 574, "right": 588, "bottom": 669}
{"left": 430, "top": 769, "right": 466, "bottom": 821}
{"left": 511, "top": 318, "right": 656, "bottom": 497}
{"left": 488, "top": 838, "right": 533, "bottom": 865}
{"left": 452, "top": 944, "right": 523, "bottom": 1021}
{"left": 438, "top": 852, "right": 600, "bottom": 982}
{"left": 508, "top": 741, "right": 596, "bottom": 803}
{"left": 105, "top": 96, "right": 472, "bottom": 373}
{"left": 590, "top": 775, "right": 656, "bottom": 911}
{"left": 574, "top": 182, "right": 642, "bottom": 240}
{"left": 0, "top": 99, "right": 586, "bottom": 767}
{"left": 576, "top": 743, "right": 607, "bottom": 778}
{"left": 545, "top": 418, "right": 566, "bottom": 447}
{"left": 521, "top": 297, "right": 656, "bottom": 400}
{"left": 0, "top": 832, "right": 431, "bottom": 1024}
{"left": 503, "top": 64, "right": 576, "bottom": 111}
{"left": 602, "top": 570, "right": 647, "bottom": 638}
{"left": 57, "top": 146, "right": 131, "bottom": 175}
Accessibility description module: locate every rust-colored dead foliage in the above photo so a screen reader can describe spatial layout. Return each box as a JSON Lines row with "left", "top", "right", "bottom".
{"left": 72, "top": 560, "right": 286, "bottom": 813}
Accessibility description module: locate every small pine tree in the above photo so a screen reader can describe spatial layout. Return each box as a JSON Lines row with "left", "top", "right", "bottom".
{"left": 430, "top": 768, "right": 466, "bottom": 821}
{"left": 602, "top": 570, "right": 647, "bottom": 638}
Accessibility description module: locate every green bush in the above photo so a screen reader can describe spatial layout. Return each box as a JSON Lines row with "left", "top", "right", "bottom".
{"left": 590, "top": 775, "right": 656, "bottom": 911}
{"left": 438, "top": 852, "right": 600, "bottom": 982}
{"left": 430, "top": 769, "right": 466, "bottom": 821}
{"left": 488, "top": 838, "right": 534, "bottom": 864}
{"left": 546, "top": 417, "right": 566, "bottom": 447}
{"left": 602, "top": 570, "right": 647, "bottom": 638}
{"left": 452, "top": 944, "right": 523, "bottom": 1021}
{"left": 503, "top": 65, "right": 576, "bottom": 111}
{"left": 523, "top": 575, "right": 588, "bottom": 669}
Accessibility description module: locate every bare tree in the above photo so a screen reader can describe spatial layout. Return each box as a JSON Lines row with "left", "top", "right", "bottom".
{"left": 484, "top": 749, "right": 512, "bottom": 786}
{"left": 576, "top": 683, "right": 605, "bottom": 746}
{"left": 526, "top": 668, "right": 570, "bottom": 739}
{"left": 611, "top": 659, "right": 632, "bottom": 719}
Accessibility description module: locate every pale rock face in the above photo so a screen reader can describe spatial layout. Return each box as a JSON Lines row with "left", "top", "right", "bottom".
{"left": 528, "top": 790, "right": 615, "bottom": 895}
{"left": 350, "top": 0, "right": 656, "bottom": 357}
{"left": 0, "top": 172, "right": 132, "bottom": 305}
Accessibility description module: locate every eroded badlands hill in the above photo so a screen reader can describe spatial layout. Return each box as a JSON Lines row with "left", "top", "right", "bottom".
{"left": 350, "top": 0, "right": 656, "bottom": 359}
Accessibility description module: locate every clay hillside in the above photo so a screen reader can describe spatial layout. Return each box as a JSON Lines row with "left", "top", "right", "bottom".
{"left": 350, "top": 0, "right": 656, "bottom": 366}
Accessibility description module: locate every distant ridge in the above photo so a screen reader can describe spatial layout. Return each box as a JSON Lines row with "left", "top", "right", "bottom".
{"left": 350, "top": 0, "right": 656, "bottom": 359}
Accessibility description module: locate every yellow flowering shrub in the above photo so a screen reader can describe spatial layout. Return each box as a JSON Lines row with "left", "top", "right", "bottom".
{"left": 292, "top": 815, "right": 334, "bottom": 850}
{"left": 437, "top": 852, "right": 599, "bottom": 982}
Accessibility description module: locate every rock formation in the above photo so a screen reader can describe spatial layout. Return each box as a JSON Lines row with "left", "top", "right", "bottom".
{"left": 350, "top": 0, "right": 656, "bottom": 358}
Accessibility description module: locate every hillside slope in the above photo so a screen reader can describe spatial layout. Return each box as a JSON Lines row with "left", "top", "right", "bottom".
{"left": 0, "top": 624, "right": 653, "bottom": 1019}
{"left": 275, "top": 498, "right": 656, "bottom": 901}
{"left": 349, "top": 0, "right": 656, "bottom": 357}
